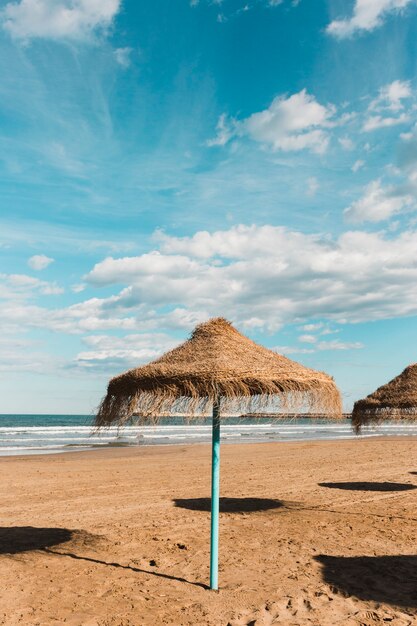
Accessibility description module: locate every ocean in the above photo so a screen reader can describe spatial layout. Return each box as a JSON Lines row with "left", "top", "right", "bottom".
{"left": 0, "top": 414, "right": 416, "bottom": 456}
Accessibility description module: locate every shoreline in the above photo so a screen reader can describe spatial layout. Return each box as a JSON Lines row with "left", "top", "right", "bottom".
{"left": 0, "top": 434, "right": 417, "bottom": 463}
{"left": 1, "top": 418, "right": 417, "bottom": 458}
{"left": 0, "top": 431, "right": 416, "bottom": 459}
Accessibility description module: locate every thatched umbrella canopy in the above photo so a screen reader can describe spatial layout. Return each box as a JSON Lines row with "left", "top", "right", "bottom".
{"left": 96, "top": 317, "right": 342, "bottom": 590}
{"left": 96, "top": 317, "right": 341, "bottom": 426}
{"left": 352, "top": 363, "right": 417, "bottom": 433}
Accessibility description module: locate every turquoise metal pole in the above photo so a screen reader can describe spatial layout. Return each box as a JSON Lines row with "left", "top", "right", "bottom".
{"left": 210, "top": 396, "right": 221, "bottom": 590}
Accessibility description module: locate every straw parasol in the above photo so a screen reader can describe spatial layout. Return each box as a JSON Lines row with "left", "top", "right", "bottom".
{"left": 352, "top": 363, "right": 417, "bottom": 433}
{"left": 96, "top": 317, "right": 342, "bottom": 589}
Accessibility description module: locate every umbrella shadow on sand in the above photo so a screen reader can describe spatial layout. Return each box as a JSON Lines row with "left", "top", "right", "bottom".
{"left": 318, "top": 482, "right": 417, "bottom": 492}
{"left": 174, "top": 497, "right": 283, "bottom": 513}
{"left": 0, "top": 526, "right": 207, "bottom": 589}
{"left": 315, "top": 554, "right": 417, "bottom": 608}
{"left": 0, "top": 526, "right": 74, "bottom": 554}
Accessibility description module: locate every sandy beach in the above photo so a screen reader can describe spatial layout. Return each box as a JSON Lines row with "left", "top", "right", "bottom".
{"left": 0, "top": 438, "right": 416, "bottom": 626}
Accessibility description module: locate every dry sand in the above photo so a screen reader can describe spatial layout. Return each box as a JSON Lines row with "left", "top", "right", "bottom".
{"left": 0, "top": 437, "right": 416, "bottom": 625}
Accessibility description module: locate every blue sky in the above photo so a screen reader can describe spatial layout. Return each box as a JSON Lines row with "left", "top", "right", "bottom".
{"left": 1, "top": 0, "right": 417, "bottom": 413}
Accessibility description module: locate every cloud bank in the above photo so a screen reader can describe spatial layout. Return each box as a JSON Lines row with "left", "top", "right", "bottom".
{"left": 3, "top": 222, "right": 417, "bottom": 373}
{"left": 82, "top": 224, "right": 417, "bottom": 331}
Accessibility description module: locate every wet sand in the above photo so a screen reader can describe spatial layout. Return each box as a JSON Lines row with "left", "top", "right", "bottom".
{"left": 0, "top": 437, "right": 416, "bottom": 625}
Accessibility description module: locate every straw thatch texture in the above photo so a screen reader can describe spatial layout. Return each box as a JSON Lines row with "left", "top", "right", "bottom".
{"left": 96, "top": 317, "right": 342, "bottom": 427}
{"left": 352, "top": 363, "right": 417, "bottom": 432}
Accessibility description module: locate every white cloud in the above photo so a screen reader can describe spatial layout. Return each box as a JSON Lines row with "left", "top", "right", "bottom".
{"left": 352, "top": 159, "right": 365, "bottom": 172}
{"left": 299, "top": 334, "right": 317, "bottom": 343}
{"left": 273, "top": 345, "right": 314, "bottom": 355}
{"left": 28, "top": 254, "right": 54, "bottom": 271}
{"left": 75, "top": 333, "right": 179, "bottom": 370}
{"left": 363, "top": 80, "right": 413, "bottom": 131}
{"left": 208, "top": 90, "right": 336, "bottom": 154}
{"left": 363, "top": 112, "right": 410, "bottom": 131}
{"left": 275, "top": 339, "right": 363, "bottom": 355}
{"left": 114, "top": 47, "right": 132, "bottom": 68}
{"left": 327, "top": 0, "right": 416, "bottom": 38}
{"left": 242, "top": 90, "right": 335, "bottom": 154}
{"left": 301, "top": 323, "right": 323, "bottom": 332}
{"left": 343, "top": 179, "right": 415, "bottom": 222}
{"left": 0, "top": 299, "right": 137, "bottom": 335}
{"left": 206, "top": 114, "right": 235, "bottom": 147}
{"left": 1, "top": 0, "right": 122, "bottom": 41}
{"left": 369, "top": 80, "right": 412, "bottom": 112}
{"left": 316, "top": 340, "right": 363, "bottom": 351}
{"left": 299, "top": 323, "right": 340, "bottom": 337}
{"left": 320, "top": 328, "right": 339, "bottom": 336}
{"left": 86, "top": 252, "right": 203, "bottom": 285}
{"left": 155, "top": 224, "right": 312, "bottom": 260}
{"left": 0, "top": 273, "right": 63, "bottom": 298}
{"left": 298, "top": 333, "right": 359, "bottom": 349}
{"left": 0, "top": 295, "right": 208, "bottom": 336}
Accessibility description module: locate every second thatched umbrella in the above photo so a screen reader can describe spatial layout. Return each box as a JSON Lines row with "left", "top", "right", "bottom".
{"left": 352, "top": 363, "right": 417, "bottom": 433}
{"left": 96, "top": 317, "right": 342, "bottom": 589}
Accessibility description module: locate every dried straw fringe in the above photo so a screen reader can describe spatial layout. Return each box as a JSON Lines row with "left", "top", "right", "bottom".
{"left": 352, "top": 363, "right": 417, "bottom": 432}
{"left": 352, "top": 405, "right": 417, "bottom": 433}
{"left": 96, "top": 377, "right": 341, "bottom": 428}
